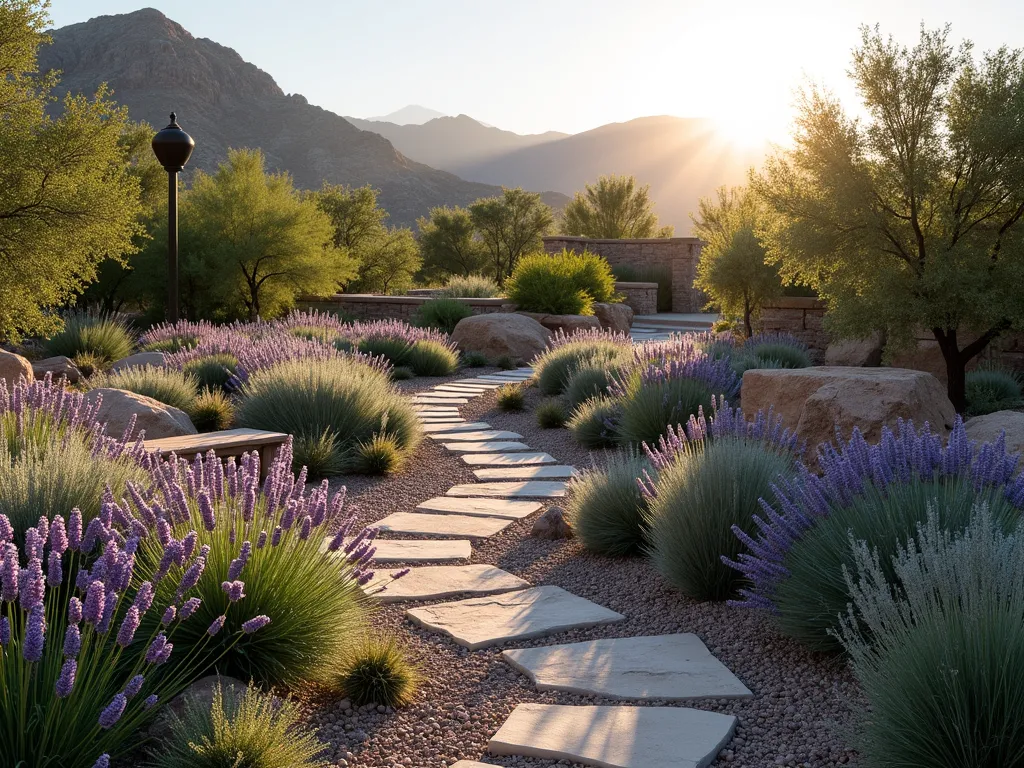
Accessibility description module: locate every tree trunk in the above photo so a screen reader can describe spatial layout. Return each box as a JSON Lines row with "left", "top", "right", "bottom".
{"left": 743, "top": 297, "right": 753, "bottom": 339}
{"left": 932, "top": 325, "right": 1007, "bottom": 414}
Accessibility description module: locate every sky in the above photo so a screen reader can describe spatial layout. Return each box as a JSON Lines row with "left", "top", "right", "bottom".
{"left": 48, "top": 0, "right": 1022, "bottom": 142}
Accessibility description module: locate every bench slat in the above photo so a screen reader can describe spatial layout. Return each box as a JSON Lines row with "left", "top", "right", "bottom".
{"left": 144, "top": 428, "right": 289, "bottom": 455}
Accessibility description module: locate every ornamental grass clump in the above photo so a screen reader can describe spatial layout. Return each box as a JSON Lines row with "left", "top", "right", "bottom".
{"left": 564, "top": 364, "right": 616, "bottom": 409}
{"left": 567, "top": 397, "right": 620, "bottom": 448}
{"left": 148, "top": 680, "right": 328, "bottom": 768}
{"left": 836, "top": 504, "right": 1024, "bottom": 768}
{"left": 44, "top": 311, "right": 135, "bottom": 365}
{"left": 726, "top": 418, "right": 1024, "bottom": 651}
{"left": 136, "top": 440, "right": 376, "bottom": 686}
{"left": 338, "top": 635, "right": 420, "bottom": 708}
{"left": 566, "top": 454, "right": 650, "bottom": 556}
{"left": 739, "top": 332, "right": 811, "bottom": 370}
{"left": 0, "top": 500, "right": 271, "bottom": 768}
{"left": 355, "top": 433, "right": 405, "bottom": 475}
{"left": 536, "top": 400, "right": 567, "bottom": 429}
{"left": 236, "top": 356, "right": 420, "bottom": 476}
{"left": 436, "top": 275, "right": 500, "bottom": 298}
{"left": 533, "top": 329, "right": 632, "bottom": 396}
{"left": 506, "top": 249, "right": 619, "bottom": 315}
{"left": 183, "top": 354, "right": 240, "bottom": 392}
{"left": 496, "top": 383, "right": 526, "bottom": 412}
{"left": 89, "top": 366, "right": 200, "bottom": 414}
{"left": 964, "top": 366, "right": 1023, "bottom": 416}
{"left": 189, "top": 390, "right": 235, "bottom": 433}
{"left": 406, "top": 340, "right": 459, "bottom": 376}
{"left": 413, "top": 298, "right": 473, "bottom": 335}
{"left": 640, "top": 400, "right": 802, "bottom": 601}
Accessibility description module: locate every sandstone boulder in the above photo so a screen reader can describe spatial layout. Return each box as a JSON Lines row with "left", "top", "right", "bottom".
{"left": 110, "top": 351, "right": 166, "bottom": 372}
{"left": 31, "top": 356, "right": 82, "bottom": 384}
{"left": 0, "top": 350, "right": 33, "bottom": 384}
{"left": 530, "top": 505, "right": 573, "bottom": 540}
{"left": 741, "top": 367, "right": 956, "bottom": 457}
{"left": 592, "top": 302, "right": 634, "bottom": 334}
{"left": 517, "top": 312, "right": 602, "bottom": 336}
{"left": 965, "top": 410, "right": 1024, "bottom": 458}
{"left": 825, "top": 332, "right": 884, "bottom": 367}
{"left": 451, "top": 314, "right": 550, "bottom": 364}
{"left": 86, "top": 388, "right": 196, "bottom": 440}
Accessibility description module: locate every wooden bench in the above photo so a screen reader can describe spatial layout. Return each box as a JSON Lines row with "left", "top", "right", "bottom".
{"left": 143, "top": 428, "right": 289, "bottom": 478}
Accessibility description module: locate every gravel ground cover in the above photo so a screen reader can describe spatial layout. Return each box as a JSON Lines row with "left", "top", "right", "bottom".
{"left": 308, "top": 377, "right": 862, "bottom": 768}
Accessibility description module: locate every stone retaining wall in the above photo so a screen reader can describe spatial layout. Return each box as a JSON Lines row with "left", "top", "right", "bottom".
{"left": 613, "top": 282, "right": 658, "bottom": 316}
{"left": 542, "top": 236, "right": 706, "bottom": 313}
{"left": 757, "top": 298, "right": 828, "bottom": 356}
{"left": 297, "top": 294, "right": 513, "bottom": 322}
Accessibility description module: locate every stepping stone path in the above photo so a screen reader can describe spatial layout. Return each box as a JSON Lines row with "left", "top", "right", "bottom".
{"left": 501, "top": 634, "right": 753, "bottom": 700}
{"left": 446, "top": 481, "right": 567, "bottom": 498}
{"left": 489, "top": 704, "right": 738, "bottom": 768}
{"left": 364, "top": 564, "right": 529, "bottom": 603}
{"left": 405, "top": 586, "right": 624, "bottom": 650}
{"left": 378, "top": 367, "right": 746, "bottom": 765}
{"left": 416, "top": 497, "right": 542, "bottom": 520}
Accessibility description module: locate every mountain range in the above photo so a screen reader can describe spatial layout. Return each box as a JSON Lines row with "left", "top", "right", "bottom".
{"left": 41, "top": 8, "right": 770, "bottom": 233}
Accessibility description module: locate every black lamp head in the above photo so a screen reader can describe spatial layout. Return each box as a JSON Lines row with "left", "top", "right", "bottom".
{"left": 151, "top": 112, "right": 195, "bottom": 172}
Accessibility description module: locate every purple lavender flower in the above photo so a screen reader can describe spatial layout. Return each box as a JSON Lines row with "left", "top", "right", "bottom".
{"left": 124, "top": 674, "right": 145, "bottom": 698}
{"left": 143, "top": 694, "right": 158, "bottom": 710}
{"left": 198, "top": 489, "right": 216, "bottom": 531}
{"left": 179, "top": 597, "right": 201, "bottom": 620}
{"left": 97, "top": 590, "right": 118, "bottom": 634}
{"left": 46, "top": 551, "right": 63, "bottom": 588}
{"left": 0, "top": 515, "right": 12, "bottom": 544}
{"left": 55, "top": 659, "right": 77, "bottom": 698}
{"left": 68, "top": 508, "right": 83, "bottom": 551}
{"left": 81, "top": 518, "right": 107, "bottom": 554}
{"left": 221, "top": 580, "right": 246, "bottom": 602}
{"left": 19, "top": 557, "right": 45, "bottom": 611}
{"left": 132, "top": 581, "right": 154, "bottom": 613}
{"left": 116, "top": 606, "right": 141, "bottom": 648}
{"left": 24, "top": 528, "right": 42, "bottom": 561}
{"left": 1, "top": 543, "right": 19, "bottom": 602}
{"left": 207, "top": 615, "right": 226, "bottom": 636}
{"left": 63, "top": 624, "right": 81, "bottom": 658}
{"left": 180, "top": 530, "right": 198, "bottom": 562}
{"left": 145, "top": 633, "right": 173, "bottom": 665}
{"left": 49, "top": 516, "right": 68, "bottom": 554}
{"left": 156, "top": 518, "right": 172, "bottom": 547}
{"left": 298, "top": 515, "right": 313, "bottom": 540}
{"left": 0, "top": 617, "right": 9, "bottom": 646}
{"left": 161, "top": 605, "right": 176, "bottom": 625}
{"left": 270, "top": 526, "right": 282, "bottom": 547}
{"left": 68, "top": 596, "right": 83, "bottom": 624}
{"left": 92, "top": 756, "right": 110, "bottom": 768}
{"left": 175, "top": 556, "right": 206, "bottom": 599}
{"left": 227, "top": 541, "right": 251, "bottom": 581}
{"left": 256, "top": 530, "right": 268, "bottom": 549}
{"left": 241, "top": 615, "right": 271, "bottom": 634}
{"left": 83, "top": 581, "right": 105, "bottom": 626}
{"left": 98, "top": 693, "right": 127, "bottom": 729}
{"left": 22, "top": 605, "right": 45, "bottom": 662}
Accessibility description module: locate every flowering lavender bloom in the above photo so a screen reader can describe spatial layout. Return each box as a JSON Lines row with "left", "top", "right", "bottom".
{"left": 145, "top": 633, "right": 173, "bottom": 665}
{"left": 68, "top": 596, "right": 83, "bottom": 624}
{"left": 271, "top": 526, "right": 283, "bottom": 547}
{"left": 22, "top": 605, "right": 45, "bottom": 662}
{"left": 221, "top": 580, "right": 246, "bottom": 602}
{"left": 207, "top": 615, "right": 226, "bottom": 636}
{"left": 227, "top": 541, "right": 251, "bottom": 580}
{"left": 24, "top": 527, "right": 43, "bottom": 560}
{"left": 116, "top": 606, "right": 141, "bottom": 648}
{"left": 175, "top": 556, "right": 207, "bottom": 600}
{"left": 96, "top": 590, "right": 118, "bottom": 634}
{"left": 298, "top": 515, "right": 313, "bottom": 540}
{"left": 46, "top": 551, "right": 63, "bottom": 588}
{"left": 180, "top": 530, "right": 198, "bottom": 562}
{"left": 161, "top": 605, "right": 176, "bottom": 625}
{"left": 0, "top": 616, "right": 9, "bottom": 646}
{"left": 98, "top": 693, "right": 127, "bottom": 729}
{"left": 198, "top": 489, "right": 216, "bottom": 531}
{"left": 1, "top": 543, "right": 19, "bottom": 602}
{"left": 179, "top": 597, "right": 201, "bottom": 620}
{"left": 19, "top": 556, "right": 45, "bottom": 610}
{"left": 93, "top": 756, "right": 110, "bottom": 768}
{"left": 55, "top": 658, "right": 77, "bottom": 698}
{"left": 241, "top": 614, "right": 271, "bottom": 634}
{"left": 63, "top": 624, "right": 81, "bottom": 658}
{"left": 81, "top": 518, "right": 108, "bottom": 554}
{"left": 143, "top": 694, "right": 158, "bottom": 710}
{"left": 67, "top": 508, "right": 83, "bottom": 552}
{"left": 132, "top": 581, "right": 154, "bottom": 614}
{"left": 124, "top": 674, "right": 145, "bottom": 698}
{"left": 546, "top": 326, "right": 633, "bottom": 350}
{"left": 83, "top": 581, "right": 105, "bottom": 626}
{"left": 0, "top": 515, "right": 12, "bottom": 544}
{"left": 255, "top": 530, "right": 268, "bottom": 549}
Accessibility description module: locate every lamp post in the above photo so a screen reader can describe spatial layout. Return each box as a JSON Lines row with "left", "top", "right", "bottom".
{"left": 151, "top": 113, "right": 195, "bottom": 323}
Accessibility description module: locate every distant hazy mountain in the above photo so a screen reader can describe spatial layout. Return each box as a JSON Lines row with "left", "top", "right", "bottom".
{"left": 345, "top": 114, "right": 569, "bottom": 174}
{"left": 38, "top": 11, "right": 566, "bottom": 224}
{"left": 366, "top": 104, "right": 447, "bottom": 125}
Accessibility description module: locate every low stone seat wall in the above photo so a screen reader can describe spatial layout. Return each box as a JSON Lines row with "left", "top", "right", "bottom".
{"left": 297, "top": 294, "right": 513, "bottom": 321}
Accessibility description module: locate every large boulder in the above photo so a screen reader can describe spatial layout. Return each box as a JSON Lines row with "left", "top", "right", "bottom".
{"left": 110, "top": 351, "right": 166, "bottom": 372}
{"left": 451, "top": 313, "right": 550, "bottom": 363}
{"left": 31, "top": 356, "right": 82, "bottom": 384}
{"left": 965, "top": 410, "right": 1024, "bottom": 458}
{"left": 517, "top": 312, "right": 602, "bottom": 336}
{"left": 824, "top": 332, "right": 884, "bottom": 367}
{"left": 741, "top": 367, "right": 957, "bottom": 457}
{"left": 0, "top": 350, "right": 33, "bottom": 384}
{"left": 592, "top": 303, "right": 634, "bottom": 334}
{"left": 86, "top": 388, "right": 196, "bottom": 440}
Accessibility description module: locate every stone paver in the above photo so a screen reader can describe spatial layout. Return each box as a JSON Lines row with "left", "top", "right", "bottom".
{"left": 363, "top": 539, "right": 472, "bottom": 563}
{"left": 428, "top": 430, "right": 523, "bottom": 442}
{"left": 449, "top": 763, "right": 493, "bottom": 768}
{"left": 461, "top": 452, "right": 557, "bottom": 466}
{"left": 443, "top": 441, "right": 532, "bottom": 453}
{"left": 375, "top": 512, "right": 513, "bottom": 539}
{"left": 412, "top": 396, "right": 470, "bottom": 405}
{"left": 474, "top": 465, "right": 578, "bottom": 481}
{"left": 477, "top": 373, "right": 532, "bottom": 382}
{"left": 454, "top": 379, "right": 504, "bottom": 388}
{"left": 433, "top": 384, "right": 495, "bottom": 393}
{"left": 364, "top": 564, "right": 530, "bottom": 604}
{"left": 446, "top": 481, "right": 567, "bottom": 498}
{"left": 488, "top": 703, "right": 737, "bottom": 768}
{"left": 416, "top": 497, "right": 542, "bottom": 520}
{"left": 405, "top": 586, "right": 624, "bottom": 650}
{"left": 501, "top": 634, "right": 753, "bottom": 700}
{"left": 419, "top": 417, "right": 466, "bottom": 424}
{"left": 420, "top": 422, "right": 491, "bottom": 434}
{"left": 413, "top": 405, "right": 460, "bottom": 412}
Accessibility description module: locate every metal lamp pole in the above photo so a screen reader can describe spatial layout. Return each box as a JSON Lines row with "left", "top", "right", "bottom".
{"left": 151, "top": 113, "right": 195, "bottom": 323}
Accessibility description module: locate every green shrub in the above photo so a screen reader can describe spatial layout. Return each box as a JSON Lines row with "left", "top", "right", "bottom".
{"left": 390, "top": 365, "right": 414, "bottom": 381}
{"left": 236, "top": 357, "right": 421, "bottom": 475}
{"left": 566, "top": 454, "right": 650, "bottom": 556}
{"left": 741, "top": 333, "right": 812, "bottom": 369}
{"left": 506, "top": 253, "right": 594, "bottom": 315}
{"left": 293, "top": 430, "right": 346, "bottom": 479}
{"left": 461, "top": 350, "right": 489, "bottom": 368}
{"left": 44, "top": 311, "right": 135, "bottom": 363}
{"left": 568, "top": 397, "right": 620, "bottom": 448}
{"left": 534, "top": 341, "right": 631, "bottom": 395}
{"left": 183, "top": 353, "right": 239, "bottom": 391}
{"left": 965, "top": 366, "right": 1023, "bottom": 416}
{"left": 564, "top": 364, "right": 616, "bottom": 409}
{"left": 414, "top": 298, "right": 473, "bottom": 334}
{"left": 536, "top": 399, "right": 567, "bottom": 428}
{"left": 356, "top": 433, "right": 405, "bottom": 475}
{"left": 338, "top": 636, "right": 420, "bottom": 708}
{"left": 436, "top": 275, "right": 501, "bottom": 298}
{"left": 646, "top": 437, "right": 797, "bottom": 601}
{"left": 616, "top": 377, "right": 715, "bottom": 447}
{"left": 407, "top": 339, "right": 459, "bottom": 376}
{"left": 189, "top": 389, "right": 235, "bottom": 432}
{"left": 148, "top": 681, "right": 329, "bottom": 768}
{"left": 611, "top": 263, "right": 672, "bottom": 312}
{"left": 71, "top": 351, "right": 104, "bottom": 378}
{"left": 357, "top": 336, "right": 414, "bottom": 367}
{"left": 89, "top": 365, "right": 199, "bottom": 413}
{"left": 142, "top": 334, "right": 198, "bottom": 353}
{"left": 495, "top": 354, "right": 518, "bottom": 371}
{"left": 837, "top": 505, "right": 1024, "bottom": 768}
{"left": 496, "top": 382, "right": 526, "bottom": 411}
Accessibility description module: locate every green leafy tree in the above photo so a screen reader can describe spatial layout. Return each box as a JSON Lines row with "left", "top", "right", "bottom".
{"left": 0, "top": 0, "right": 143, "bottom": 340}
{"left": 469, "top": 188, "right": 554, "bottom": 283}
{"left": 315, "top": 183, "right": 388, "bottom": 255}
{"left": 417, "top": 205, "right": 486, "bottom": 279}
{"left": 752, "top": 25, "right": 1024, "bottom": 411}
{"left": 561, "top": 174, "right": 674, "bottom": 238}
{"left": 692, "top": 186, "right": 781, "bottom": 336}
{"left": 351, "top": 226, "right": 421, "bottom": 294}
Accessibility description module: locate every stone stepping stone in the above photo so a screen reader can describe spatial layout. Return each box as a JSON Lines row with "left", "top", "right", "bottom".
{"left": 365, "top": 564, "right": 530, "bottom": 604}
{"left": 413, "top": 404, "right": 460, "bottom": 411}
{"left": 363, "top": 539, "right": 472, "bottom": 563}
{"left": 461, "top": 452, "right": 557, "bottom": 466}
{"left": 433, "top": 384, "right": 495, "bottom": 393}
{"left": 419, "top": 418, "right": 466, "bottom": 424}
{"left": 414, "top": 409, "right": 461, "bottom": 416}
{"left": 405, "top": 585, "right": 624, "bottom": 650}
{"left": 376, "top": 512, "right": 513, "bottom": 539}
{"left": 421, "top": 422, "right": 491, "bottom": 434}
{"left": 429, "top": 430, "right": 523, "bottom": 442}
{"left": 474, "top": 465, "right": 578, "bottom": 481}
{"left": 446, "top": 481, "right": 567, "bottom": 498}
{"left": 488, "top": 703, "right": 737, "bottom": 768}
{"left": 450, "top": 763, "right": 493, "bottom": 768}
{"left": 454, "top": 379, "right": 504, "bottom": 388}
{"left": 501, "top": 634, "right": 753, "bottom": 700}
{"left": 477, "top": 374, "right": 532, "bottom": 382}
{"left": 416, "top": 497, "right": 542, "bottom": 520}
{"left": 443, "top": 441, "right": 532, "bottom": 453}
{"left": 413, "top": 396, "right": 470, "bottom": 405}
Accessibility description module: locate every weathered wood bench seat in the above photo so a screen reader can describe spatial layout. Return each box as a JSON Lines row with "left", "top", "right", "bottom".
{"left": 143, "top": 428, "right": 289, "bottom": 478}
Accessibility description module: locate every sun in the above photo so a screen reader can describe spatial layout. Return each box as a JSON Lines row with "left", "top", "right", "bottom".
{"left": 710, "top": 107, "right": 792, "bottom": 151}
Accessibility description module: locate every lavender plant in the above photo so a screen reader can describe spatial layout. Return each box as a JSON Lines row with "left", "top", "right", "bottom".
{"left": 725, "top": 418, "right": 1024, "bottom": 651}
{"left": 739, "top": 332, "right": 811, "bottom": 369}
{"left": 136, "top": 440, "right": 374, "bottom": 685}
{"left": 567, "top": 396, "right": 620, "bottom": 448}
{"left": 533, "top": 329, "right": 632, "bottom": 396}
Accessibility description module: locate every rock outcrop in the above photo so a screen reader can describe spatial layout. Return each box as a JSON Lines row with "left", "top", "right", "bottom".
{"left": 31, "top": 356, "right": 81, "bottom": 384}
{"left": 517, "top": 313, "right": 602, "bottom": 336}
{"left": 592, "top": 303, "right": 634, "bottom": 334}
{"left": 0, "top": 350, "right": 33, "bottom": 384}
{"left": 85, "top": 388, "right": 196, "bottom": 440}
{"left": 965, "top": 410, "right": 1024, "bottom": 459}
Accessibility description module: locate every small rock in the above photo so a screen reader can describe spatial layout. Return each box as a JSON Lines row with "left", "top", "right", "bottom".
{"left": 530, "top": 505, "right": 573, "bottom": 540}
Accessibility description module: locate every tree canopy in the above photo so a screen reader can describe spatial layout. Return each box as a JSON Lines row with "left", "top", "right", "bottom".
{"left": 469, "top": 188, "right": 554, "bottom": 283}
{"left": 692, "top": 186, "right": 781, "bottom": 337}
{"left": 0, "top": 0, "right": 144, "bottom": 340}
{"left": 752, "top": 24, "right": 1024, "bottom": 411}
{"left": 417, "top": 205, "right": 486, "bottom": 279}
{"left": 561, "top": 174, "right": 674, "bottom": 239}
